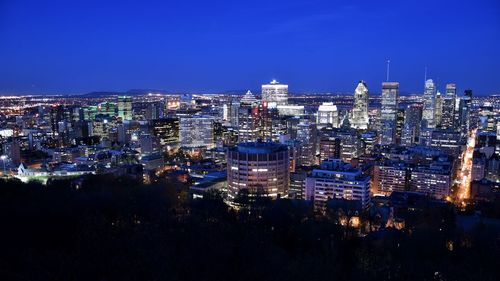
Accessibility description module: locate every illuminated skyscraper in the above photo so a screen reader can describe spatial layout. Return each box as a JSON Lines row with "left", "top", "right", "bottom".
{"left": 401, "top": 104, "right": 423, "bottom": 146}
{"left": 441, "top": 83, "right": 456, "bottom": 129}
{"left": 262, "top": 79, "right": 288, "bottom": 107}
{"left": 238, "top": 104, "right": 260, "bottom": 142}
{"left": 458, "top": 90, "right": 473, "bottom": 137}
{"left": 380, "top": 82, "right": 399, "bottom": 144}
{"left": 296, "top": 118, "right": 317, "bottom": 166}
{"left": 350, "top": 81, "right": 369, "bottom": 130}
{"left": 317, "top": 102, "right": 339, "bottom": 129}
{"left": 435, "top": 91, "right": 443, "bottom": 127}
{"left": 422, "top": 79, "right": 436, "bottom": 128}
{"left": 240, "top": 90, "right": 258, "bottom": 105}
{"left": 117, "top": 96, "right": 133, "bottom": 121}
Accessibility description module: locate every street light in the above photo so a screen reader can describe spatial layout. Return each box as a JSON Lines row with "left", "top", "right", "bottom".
{"left": 0, "top": 155, "right": 7, "bottom": 176}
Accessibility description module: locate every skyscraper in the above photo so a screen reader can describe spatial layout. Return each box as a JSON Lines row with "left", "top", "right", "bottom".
{"left": 262, "top": 79, "right": 288, "bottom": 108}
{"left": 441, "top": 83, "right": 456, "bottom": 129}
{"left": 296, "top": 118, "right": 317, "bottom": 166}
{"left": 240, "top": 90, "right": 258, "bottom": 105}
{"left": 422, "top": 79, "right": 436, "bottom": 128}
{"left": 380, "top": 82, "right": 399, "bottom": 144}
{"left": 317, "top": 102, "right": 339, "bottom": 129}
{"left": 435, "top": 91, "right": 443, "bottom": 127}
{"left": 118, "top": 96, "right": 133, "bottom": 121}
{"left": 238, "top": 104, "right": 260, "bottom": 142}
{"left": 401, "top": 104, "right": 423, "bottom": 146}
{"left": 458, "top": 90, "right": 473, "bottom": 137}
{"left": 350, "top": 81, "right": 369, "bottom": 130}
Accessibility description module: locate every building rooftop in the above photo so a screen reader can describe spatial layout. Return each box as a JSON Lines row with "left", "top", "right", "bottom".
{"left": 229, "top": 141, "right": 288, "bottom": 154}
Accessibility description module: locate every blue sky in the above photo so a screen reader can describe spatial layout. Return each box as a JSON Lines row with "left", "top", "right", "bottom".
{"left": 0, "top": 0, "right": 499, "bottom": 95}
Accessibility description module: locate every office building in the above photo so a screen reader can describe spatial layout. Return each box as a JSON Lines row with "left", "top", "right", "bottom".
{"left": 118, "top": 96, "right": 133, "bottom": 121}
{"left": 380, "top": 82, "right": 399, "bottom": 145}
{"left": 151, "top": 118, "right": 179, "bottom": 145}
{"left": 262, "top": 79, "right": 288, "bottom": 107}
{"left": 317, "top": 102, "right": 339, "bottom": 129}
{"left": 441, "top": 83, "right": 457, "bottom": 129}
{"left": 422, "top": 79, "right": 436, "bottom": 128}
{"left": 350, "top": 81, "right": 369, "bottom": 130}
{"left": 179, "top": 116, "right": 214, "bottom": 148}
{"left": 226, "top": 141, "right": 290, "bottom": 201}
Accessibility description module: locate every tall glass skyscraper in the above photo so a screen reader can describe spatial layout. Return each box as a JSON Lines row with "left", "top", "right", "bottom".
{"left": 422, "top": 79, "right": 436, "bottom": 128}
{"left": 350, "top": 81, "right": 369, "bottom": 130}
{"left": 380, "top": 82, "right": 399, "bottom": 144}
{"left": 441, "top": 83, "right": 456, "bottom": 129}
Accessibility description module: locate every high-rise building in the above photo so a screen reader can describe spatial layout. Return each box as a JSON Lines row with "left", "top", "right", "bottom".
{"left": 361, "top": 131, "right": 378, "bottom": 155}
{"left": 146, "top": 102, "right": 164, "bottom": 120}
{"left": 422, "top": 79, "right": 436, "bottom": 128}
{"left": 401, "top": 104, "right": 423, "bottom": 146}
{"left": 240, "top": 90, "right": 259, "bottom": 105}
{"left": 458, "top": 90, "right": 473, "bottom": 137}
{"left": 395, "top": 108, "right": 405, "bottom": 145}
{"left": 305, "top": 158, "right": 371, "bottom": 210}
{"left": 296, "top": 118, "right": 317, "bottom": 166}
{"left": 97, "top": 102, "right": 117, "bottom": 117}
{"left": 350, "top": 81, "right": 369, "bottom": 130}
{"left": 226, "top": 141, "right": 290, "bottom": 201}
{"left": 441, "top": 83, "right": 457, "bottom": 129}
{"left": 319, "top": 137, "right": 341, "bottom": 161}
{"left": 118, "top": 96, "right": 133, "bottom": 121}
{"left": 262, "top": 80, "right": 288, "bottom": 107}
{"left": 151, "top": 118, "right": 179, "bottom": 145}
{"left": 429, "top": 130, "right": 462, "bottom": 156}
{"left": 380, "top": 82, "right": 399, "bottom": 144}
{"left": 435, "top": 91, "right": 443, "bottom": 127}
{"left": 317, "top": 102, "right": 339, "bottom": 129}
{"left": 179, "top": 116, "right": 214, "bottom": 148}
{"left": 238, "top": 104, "right": 260, "bottom": 142}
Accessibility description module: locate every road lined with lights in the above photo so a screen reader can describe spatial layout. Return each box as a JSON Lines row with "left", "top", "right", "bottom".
{"left": 455, "top": 129, "right": 477, "bottom": 204}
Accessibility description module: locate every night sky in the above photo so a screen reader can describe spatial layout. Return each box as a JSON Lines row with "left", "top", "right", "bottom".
{"left": 1, "top": 0, "right": 499, "bottom": 95}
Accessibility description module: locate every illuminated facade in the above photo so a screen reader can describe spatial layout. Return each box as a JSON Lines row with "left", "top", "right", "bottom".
{"left": 227, "top": 141, "right": 290, "bottom": 201}
{"left": 422, "top": 79, "right": 436, "bottom": 128}
{"left": 380, "top": 82, "right": 399, "bottom": 144}
{"left": 151, "top": 118, "right": 179, "bottom": 145}
{"left": 179, "top": 116, "right": 214, "bottom": 148}
{"left": 317, "top": 102, "right": 339, "bottom": 129}
{"left": 262, "top": 79, "right": 288, "bottom": 107}
{"left": 441, "top": 83, "right": 456, "bottom": 129}
{"left": 305, "top": 158, "right": 371, "bottom": 210}
{"left": 350, "top": 81, "right": 369, "bottom": 130}
{"left": 117, "top": 96, "right": 133, "bottom": 121}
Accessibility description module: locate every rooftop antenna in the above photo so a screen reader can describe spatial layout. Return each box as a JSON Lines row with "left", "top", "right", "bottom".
{"left": 424, "top": 66, "right": 427, "bottom": 82}
{"left": 386, "top": 59, "right": 390, "bottom": 82}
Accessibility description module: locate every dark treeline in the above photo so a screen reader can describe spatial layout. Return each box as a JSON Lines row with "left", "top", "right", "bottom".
{"left": 0, "top": 176, "right": 498, "bottom": 281}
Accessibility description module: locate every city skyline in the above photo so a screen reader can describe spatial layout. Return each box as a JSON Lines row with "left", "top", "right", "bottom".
{"left": 1, "top": 0, "right": 499, "bottom": 95}
{"left": 0, "top": 2, "right": 499, "bottom": 280}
